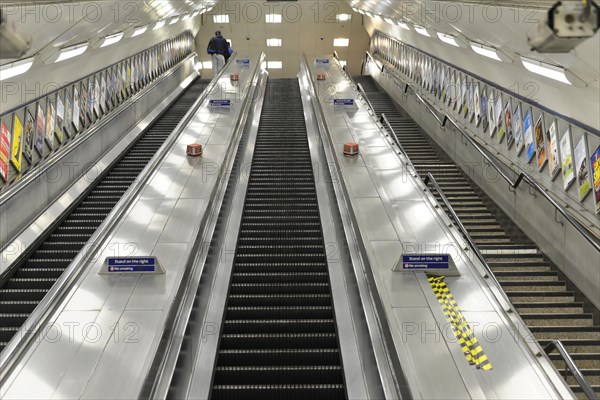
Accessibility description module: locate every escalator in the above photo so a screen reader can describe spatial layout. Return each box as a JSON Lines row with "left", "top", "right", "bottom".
{"left": 355, "top": 75, "right": 600, "bottom": 397}
{"left": 208, "top": 78, "right": 346, "bottom": 400}
{"left": 0, "top": 78, "right": 210, "bottom": 352}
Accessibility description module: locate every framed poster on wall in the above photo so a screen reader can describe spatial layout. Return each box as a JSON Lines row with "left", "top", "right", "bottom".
{"left": 23, "top": 110, "right": 35, "bottom": 163}
{"left": 94, "top": 77, "right": 101, "bottom": 117}
{"left": 534, "top": 115, "right": 547, "bottom": 171}
{"left": 73, "top": 87, "right": 81, "bottom": 133}
{"left": 574, "top": 135, "right": 591, "bottom": 201}
{"left": 0, "top": 121, "right": 11, "bottom": 182}
{"left": 496, "top": 96, "right": 505, "bottom": 143}
{"left": 473, "top": 83, "right": 481, "bottom": 126}
{"left": 480, "top": 89, "right": 488, "bottom": 132}
{"left": 513, "top": 104, "right": 524, "bottom": 155}
{"left": 591, "top": 145, "right": 600, "bottom": 214}
{"left": 64, "top": 90, "right": 73, "bottom": 137}
{"left": 11, "top": 114, "right": 23, "bottom": 172}
{"left": 488, "top": 91, "right": 496, "bottom": 137}
{"left": 546, "top": 120, "right": 561, "bottom": 180}
{"left": 523, "top": 109, "right": 535, "bottom": 163}
{"left": 559, "top": 127, "right": 575, "bottom": 190}
{"left": 45, "top": 99, "right": 55, "bottom": 148}
{"left": 100, "top": 75, "right": 107, "bottom": 113}
{"left": 55, "top": 94, "right": 64, "bottom": 144}
{"left": 34, "top": 104, "right": 45, "bottom": 156}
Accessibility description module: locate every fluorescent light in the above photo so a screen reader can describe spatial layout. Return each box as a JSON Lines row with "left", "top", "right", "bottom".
{"left": 470, "top": 42, "right": 501, "bottom": 61}
{"left": 132, "top": 25, "right": 148, "bottom": 37}
{"left": 437, "top": 32, "right": 459, "bottom": 47}
{"left": 169, "top": 16, "right": 179, "bottom": 25}
{"left": 182, "top": 13, "right": 191, "bottom": 20}
{"left": 213, "top": 15, "right": 229, "bottom": 23}
{"left": 202, "top": 61, "right": 212, "bottom": 69}
{"left": 267, "top": 61, "right": 282, "bottom": 69}
{"left": 101, "top": 32, "right": 123, "bottom": 47}
{"left": 267, "top": 38, "right": 282, "bottom": 47}
{"left": 414, "top": 25, "right": 430, "bottom": 37}
{"left": 56, "top": 42, "right": 88, "bottom": 62}
{"left": 333, "top": 38, "right": 350, "bottom": 47}
{"left": 396, "top": 21, "right": 410, "bottom": 30}
{"left": 520, "top": 56, "right": 571, "bottom": 84}
{"left": 153, "top": 20, "right": 166, "bottom": 30}
{"left": 384, "top": 17, "right": 394, "bottom": 24}
{"left": 192, "top": 11, "right": 200, "bottom": 17}
{"left": 339, "top": 60, "right": 347, "bottom": 68}
{"left": 0, "top": 57, "right": 34, "bottom": 81}
{"left": 336, "top": 13, "right": 351, "bottom": 22}
{"left": 365, "top": 12, "right": 374, "bottom": 17}
{"left": 266, "top": 14, "right": 282, "bottom": 23}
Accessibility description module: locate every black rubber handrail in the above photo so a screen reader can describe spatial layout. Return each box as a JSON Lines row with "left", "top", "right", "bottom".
{"left": 365, "top": 51, "right": 384, "bottom": 72}
{"left": 544, "top": 341, "right": 599, "bottom": 400}
{"left": 365, "top": 54, "right": 600, "bottom": 253}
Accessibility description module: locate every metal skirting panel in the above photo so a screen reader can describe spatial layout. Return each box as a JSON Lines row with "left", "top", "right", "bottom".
{"left": 366, "top": 66, "right": 600, "bottom": 310}
{"left": 0, "top": 57, "right": 197, "bottom": 255}
{"left": 0, "top": 55, "right": 258, "bottom": 400}
{"left": 306, "top": 56, "right": 572, "bottom": 399}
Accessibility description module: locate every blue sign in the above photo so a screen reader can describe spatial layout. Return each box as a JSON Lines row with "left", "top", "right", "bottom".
{"left": 333, "top": 99, "right": 355, "bottom": 106}
{"left": 209, "top": 99, "right": 231, "bottom": 107}
{"left": 107, "top": 257, "right": 159, "bottom": 273}
{"left": 316, "top": 58, "right": 330, "bottom": 65}
{"left": 236, "top": 59, "right": 250, "bottom": 65}
{"left": 402, "top": 255, "right": 449, "bottom": 270}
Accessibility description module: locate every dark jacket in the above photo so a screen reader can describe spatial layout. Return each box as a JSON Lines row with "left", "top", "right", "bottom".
{"left": 207, "top": 35, "right": 230, "bottom": 58}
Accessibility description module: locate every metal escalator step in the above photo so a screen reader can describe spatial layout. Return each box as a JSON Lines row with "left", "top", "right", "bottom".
{"left": 225, "top": 306, "right": 333, "bottom": 320}
{"left": 211, "top": 383, "right": 345, "bottom": 400}
{"left": 220, "top": 333, "right": 337, "bottom": 349}
{"left": 213, "top": 365, "right": 343, "bottom": 385}
{"left": 0, "top": 79, "right": 210, "bottom": 350}
{"left": 227, "top": 294, "right": 332, "bottom": 307}
{"left": 217, "top": 348, "right": 341, "bottom": 365}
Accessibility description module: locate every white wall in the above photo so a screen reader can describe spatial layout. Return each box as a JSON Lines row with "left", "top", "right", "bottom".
{"left": 194, "top": 0, "right": 370, "bottom": 79}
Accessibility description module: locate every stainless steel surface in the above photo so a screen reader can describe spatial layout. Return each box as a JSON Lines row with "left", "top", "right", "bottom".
{"left": 0, "top": 54, "right": 198, "bottom": 260}
{"left": 314, "top": 54, "right": 574, "bottom": 399}
{"left": 143, "top": 52, "right": 266, "bottom": 400}
{"left": 0, "top": 54, "right": 249, "bottom": 395}
{"left": 358, "top": 68, "right": 591, "bottom": 397}
{"left": 0, "top": 76, "right": 210, "bottom": 384}
{"left": 545, "top": 341, "right": 600, "bottom": 400}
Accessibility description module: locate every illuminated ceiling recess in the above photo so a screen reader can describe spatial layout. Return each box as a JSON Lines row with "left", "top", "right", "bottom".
{"left": 0, "top": 57, "right": 34, "bottom": 80}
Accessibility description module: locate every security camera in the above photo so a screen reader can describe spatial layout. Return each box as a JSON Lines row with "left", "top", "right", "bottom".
{"left": 527, "top": 0, "right": 599, "bottom": 52}
{"left": 0, "top": 10, "right": 32, "bottom": 59}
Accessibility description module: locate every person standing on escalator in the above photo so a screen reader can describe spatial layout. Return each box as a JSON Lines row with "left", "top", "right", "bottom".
{"left": 207, "top": 31, "right": 231, "bottom": 78}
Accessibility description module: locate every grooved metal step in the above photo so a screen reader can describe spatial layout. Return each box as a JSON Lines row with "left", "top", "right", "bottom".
{"left": 0, "top": 79, "right": 210, "bottom": 353}
{"left": 209, "top": 78, "right": 345, "bottom": 400}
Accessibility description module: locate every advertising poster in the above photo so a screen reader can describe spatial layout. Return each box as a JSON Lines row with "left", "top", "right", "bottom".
{"left": 94, "top": 77, "right": 101, "bottom": 117}
{"left": 440, "top": 68, "right": 447, "bottom": 101}
{"left": 121, "top": 64, "right": 127, "bottom": 98}
{"left": 523, "top": 109, "right": 535, "bottom": 163}
{"left": 45, "top": 101, "right": 55, "bottom": 148}
{"left": 35, "top": 104, "right": 45, "bottom": 157}
{"left": 495, "top": 96, "right": 504, "bottom": 139}
{"left": 80, "top": 82, "right": 89, "bottom": 127}
{"left": 574, "top": 136, "right": 591, "bottom": 201}
{"left": 448, "top": 72, "right": 457, "bottom": 110}
{"left": 73, "top": 87, "right": 81, "bottom": 132}
{"left": 473, "top": 84, "right": 481, "bottom": 126}
{"left": 467, "top": 81, "right": 474, "bottom": 120}
{"left": 488, "top": 91, "right": 496, "bottom": 137}
{"left": 23, "top": 110, "right": 35, "bottom": 163}
{"left": 560, "top": 128, "right": 575, "bottom": 190}
{"left": 87, "top": 80, "right": 94, "bottom": 120}
{"left": 546, "top": 120, "right": 560, "bottom": 179}
{"left": 591, "top": 145, "right": 600, "bottom": 214}
{"left": 481, "top": 91, "right": 488, "bottom": 132}
{"left": 534, "top": 116, "right": 547, "bottom": 171}
{"left": 461, "top": 77, "right": 468, "bottom": 116}
{"left": 0, "top": 121, "right": 11, "bottom": 182}
{"left": 55, "top": 95, "right": 64, "bottom": 144}
{"left": 513, "top": 105, "right": 523, "bottom": 155}
{"left": 100, "top": 76, "right": 107, "bottom": 113}
{"left": 11, "top": 115, "right": 23, "bottom": 172}
{"left": 64, "top": 92, "right": 72, "bottom": 137}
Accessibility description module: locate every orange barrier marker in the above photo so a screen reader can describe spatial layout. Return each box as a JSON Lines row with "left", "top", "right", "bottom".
{"left": 343, "top": 143, "right": 359, "bottom": 157}
{"left": 187, "top": 144, "right": 203, "bottom": 157}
